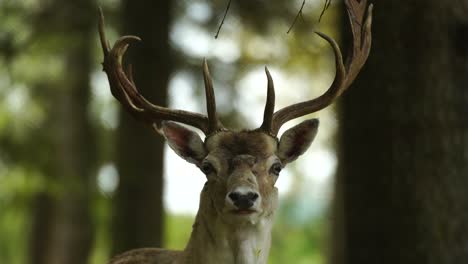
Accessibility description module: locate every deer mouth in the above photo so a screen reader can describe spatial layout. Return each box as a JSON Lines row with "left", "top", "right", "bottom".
{"left": 231, "top": 209, "right": 257, "bottom": 215}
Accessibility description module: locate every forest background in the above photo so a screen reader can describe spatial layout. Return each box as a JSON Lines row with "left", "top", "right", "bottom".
{"left": 1, "top": 1, "right": 467, "bottom": 264}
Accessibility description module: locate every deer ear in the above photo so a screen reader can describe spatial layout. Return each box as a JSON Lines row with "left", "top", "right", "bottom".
{"left": 277, "top": 119, "right": 319, "bottom": 164}
{"left": 161, "top": 121, "right": 206, "bottom": 165}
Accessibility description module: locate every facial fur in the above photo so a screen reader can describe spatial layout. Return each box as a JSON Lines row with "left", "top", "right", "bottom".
{"left": 161, "top": 120, "right": 318, "bottom": 227}
{"left": 202, "top": 131, "right": 280, "bottom": 225}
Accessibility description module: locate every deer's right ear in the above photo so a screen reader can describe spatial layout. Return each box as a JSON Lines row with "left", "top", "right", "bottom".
{"left": 161, "top": 121, "right": 206, "bottom": 165}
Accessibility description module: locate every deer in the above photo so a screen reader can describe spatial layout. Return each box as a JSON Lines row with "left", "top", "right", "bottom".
{"left": 98, "top": 0, "right": 372, "bottom": 263}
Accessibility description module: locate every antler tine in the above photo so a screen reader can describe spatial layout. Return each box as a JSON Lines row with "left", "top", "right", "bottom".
{"left": 344, "top": 0, "right": 373, "bottom": 87}
{"left": 203, "top": 59, "right": 223, "bottom": 133}
{"left": 98, "top": 8, "right": 111, "bottom": 57}
{"left": 98, "top": 9, "right": 213, "bottom": 134}
{"left": 268, "top": 0, "right": 373, "bottom": 136}
{"left": 260, "top": 66, "right": 275, "bottom": 133}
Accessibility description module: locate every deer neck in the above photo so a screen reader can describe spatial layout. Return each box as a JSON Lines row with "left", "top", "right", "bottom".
{"left": 183, "top": 200, "right": 274, "bottom": 264}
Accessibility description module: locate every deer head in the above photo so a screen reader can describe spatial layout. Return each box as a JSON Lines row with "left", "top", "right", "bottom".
{"left": 99, "top": 0, "right": 372, "bottom": 262}
{"left": 160, "top": 119, "right": 319, "bottom": 226}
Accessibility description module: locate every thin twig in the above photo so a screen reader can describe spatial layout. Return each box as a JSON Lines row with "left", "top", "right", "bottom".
{"left": 299, "top": 11, "right": 305, "bottom": 21}
{"left": 318, "top": 0, "right": 332, "bottom": 22}
{"left": 215, "top": 0, "right": 232, "bottom": 39}
{"left": 287, "top": 0, "right": 306, "bottom": 34}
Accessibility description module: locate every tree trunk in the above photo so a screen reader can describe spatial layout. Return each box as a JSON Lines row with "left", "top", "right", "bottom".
{"left": 334, "top": 1, "right": 468, "bottom": 264}
{"left": 111, "top": 0, "right": 171, "bottom": 254}
{"left": 28, "top": 1, "right": 96, "bottom": 264}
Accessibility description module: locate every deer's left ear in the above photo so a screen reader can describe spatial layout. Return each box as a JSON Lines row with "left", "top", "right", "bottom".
{"left": 277, "top": 119, "right": 319, "bottom": 164}
{"left": 161, "top": 121, "right": 207, "bottom": 165}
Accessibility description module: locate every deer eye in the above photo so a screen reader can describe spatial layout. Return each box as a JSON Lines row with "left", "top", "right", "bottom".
{"left": 201, "top": 161, "right": 215, "bottom": 175}
{"left": 270, "top": 162, "right": 282, "bottom": 176}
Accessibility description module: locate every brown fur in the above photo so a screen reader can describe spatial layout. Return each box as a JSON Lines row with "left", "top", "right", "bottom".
{"left": 108, "top": 125, "right": 317, "bottom": 264}
{"left": 205, "top": 131, "right": 278, "bottom": 157}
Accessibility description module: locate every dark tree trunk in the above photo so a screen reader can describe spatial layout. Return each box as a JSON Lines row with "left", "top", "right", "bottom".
{"left": 29, "top": 193, "right": 54, "bottom": 264}
{"left": 333, "top": 1, "right": 468, "bottom": 264}
{"left": 111, "top": 0, "right": 171, "bottom": 254}
{"left": 28, "top": 1, "right": 96, "bottom": 264}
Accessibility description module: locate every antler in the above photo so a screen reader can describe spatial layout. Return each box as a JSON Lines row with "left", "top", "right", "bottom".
{"left": 98, "top": 8, "right": 223, "bottom": 135}
{"left": 260, "top": 0, "right": 373, "bottom": 136}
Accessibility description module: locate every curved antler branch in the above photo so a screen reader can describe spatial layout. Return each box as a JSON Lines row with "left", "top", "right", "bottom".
{"left": 344, "top": 0, "right": 373, "bottom": 87}
{"left": 263, "top": 0, "right": 373, "bottom": 136}
{"left": 270, "top": 32, "right": 346, "bottom": 135}
{"left": 98, "top": 8, "right": 223, "bottom": 135}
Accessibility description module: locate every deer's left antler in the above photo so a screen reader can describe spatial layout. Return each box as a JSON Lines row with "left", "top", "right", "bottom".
{"left": 260, "top": 0, "right": 373, "bottom": 136}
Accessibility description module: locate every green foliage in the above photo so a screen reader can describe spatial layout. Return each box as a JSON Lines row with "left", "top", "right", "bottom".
{"left": 164, "top": 214, "right": 194, "bottom": 250}
{"left": 270, "top": 214, "right": 327, "bottom": 264}
{"left": 0, "top": 168, "right": 36, "bottom": 264}
{"left": 89, "top": 195, "right": 112, "bottom": 264}
{"left": 0, "top": 201, "right": 28, "bottom": 264}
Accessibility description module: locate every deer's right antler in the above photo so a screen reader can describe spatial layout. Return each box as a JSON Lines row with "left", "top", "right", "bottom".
{"left": 260, "top": 0, "right": 373, "bottom": 136}
{"left": 98, "top": 8, "right": 224, "bottom": 135}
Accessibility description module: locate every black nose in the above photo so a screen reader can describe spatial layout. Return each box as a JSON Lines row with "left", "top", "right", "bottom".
{"left": 228, "top": 191, "right": 259, "bottom": 210}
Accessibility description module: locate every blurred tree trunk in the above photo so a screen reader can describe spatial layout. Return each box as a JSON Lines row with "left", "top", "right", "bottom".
{"left": 111, "top": 0, "right": 171, "bottom": 254}
{"left": 333, "top": 1, "right": 468, "bottom": 264}
{"left": 28, "top": 1, "right": 96, "bottom": 264}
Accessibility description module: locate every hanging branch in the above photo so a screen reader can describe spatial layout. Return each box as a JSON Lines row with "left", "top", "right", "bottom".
{"left": 318, "top": 0, "right": 332, "bottom": 22}
{"left": 215, "top": 0, "right": 232, "bottom": 39}
{"left": 216, "top": 0, "right": 332, "bottom": 37}
{"left": 287, "top": 0, "right": 306, "bottom": 34}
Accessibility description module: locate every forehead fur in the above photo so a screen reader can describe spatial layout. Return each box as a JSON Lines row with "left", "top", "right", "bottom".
{"left": 205, "top": 131, "right": 278, "bottom": 157}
